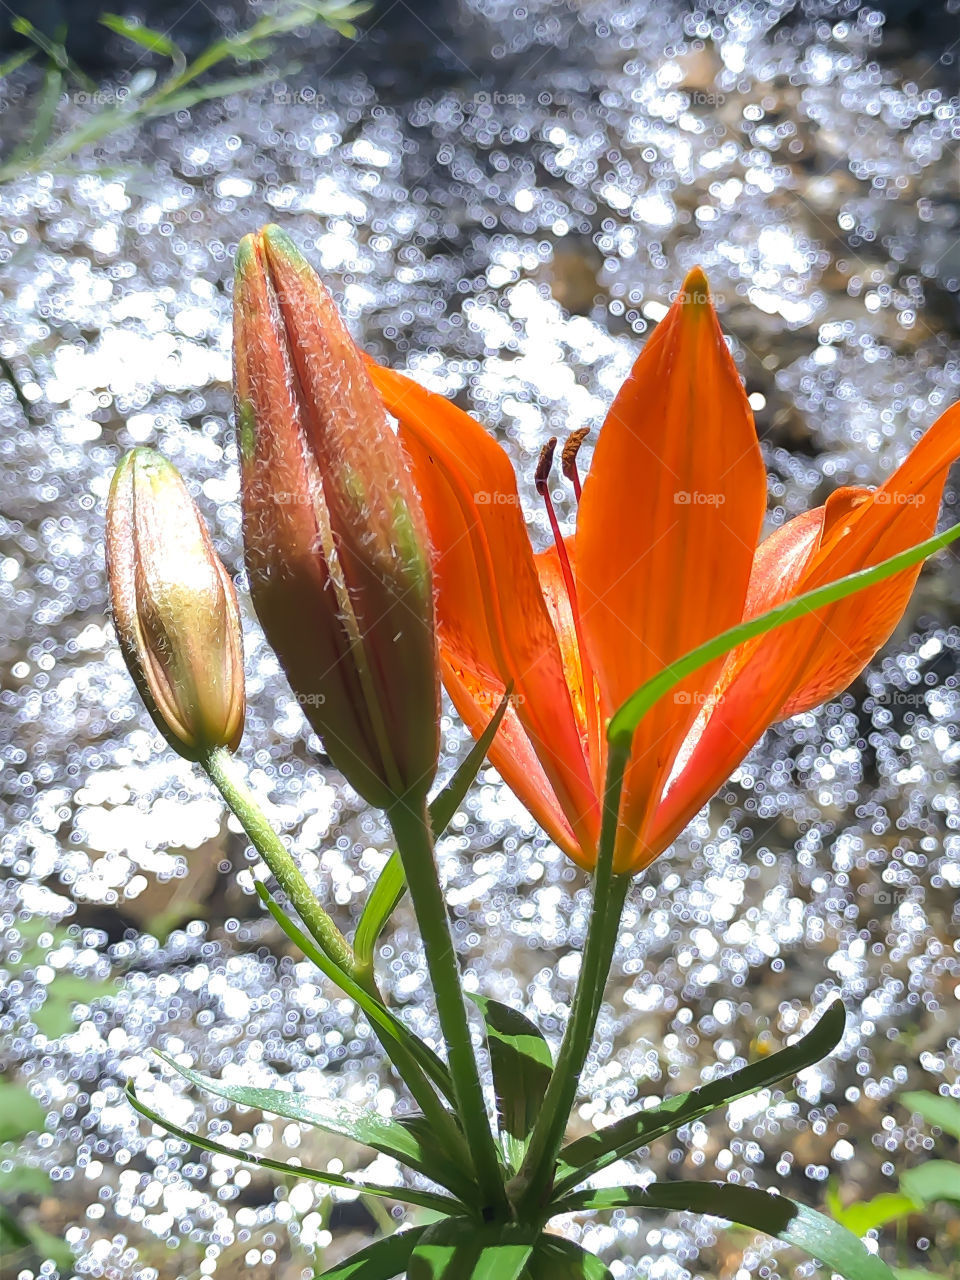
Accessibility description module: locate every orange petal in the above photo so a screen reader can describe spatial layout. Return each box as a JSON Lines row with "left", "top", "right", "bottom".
{"left": 441, "top": 653, "right": 585, "bottom": 865}
{"left": 368, "top": 361, "right": 601, "bottom": 858}
{"left": 575, "top": 269, "right": 767, "bottom": 869}
{"left": 536, "top": 540, "right": 606, "bottom": 787}
{"left": 651, "top": 401, "right": 960, "bottom": 856}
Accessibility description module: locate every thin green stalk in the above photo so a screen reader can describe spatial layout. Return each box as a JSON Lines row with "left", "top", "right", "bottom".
{"left": 388, "top": 792, "right": 508, "bottom": 1215}
{"left": 254, "top": 879, "right": 472, "bottom": 1161}
{"left": 203, "top": 746, "right": 358, "bottom": 983}
{"left": 513, "top": 739, "right": 632, "bottom": 1217}
{"left": 205, "top": 750, "right": 471, "bottom": 1166}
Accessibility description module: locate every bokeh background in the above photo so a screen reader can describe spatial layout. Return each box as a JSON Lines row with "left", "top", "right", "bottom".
{"left": 2, "top": 1, "right": 960, "bottom": 1276}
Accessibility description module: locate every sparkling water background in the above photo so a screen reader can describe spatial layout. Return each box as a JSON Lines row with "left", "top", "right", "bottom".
{"left": 2, "top": 1, "right": 960, "bottom": 1276}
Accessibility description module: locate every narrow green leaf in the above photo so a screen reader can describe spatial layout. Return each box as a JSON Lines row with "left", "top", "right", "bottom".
{"left": 0, "top": 354, "right": 38, "bottom": 423}
{"left": 608, "top": 522, "right": 960, "bottom": 747}
{"left": 829, "top": 1191, "right": 918, "bottom": 1236}
{"left": 353, "top": 687, "right": 513, "bottom": 967}
{"left": 126, "top": 1082, "right": 456, "bottom": 1214}
{"left": 314, "top": 1227, "right": 427, "bottom": 1278}
{"left": 23, "top": 1224, "right": 74, "bottom": 1271}
{"left": 0, "top": 49, "right": 35, "bottom": 80}
{"left": 468, "top": 995, "right": 552, "bottom": 1171}
{"left": 555, "top": 1000, "right": 845, "bottom": 1192}
{"left": 408, "top": 1219, "right": 536, "bottom": 1280}
{"left": 9, "top": 17, "right": 95, "bottom": 89}
{"left": 143, "top": 70, "right": 286, "bottom": 116}
{"left": 156, "top": 1053, "right": 468, "bottom": 1197}
{"left": 0, "top": 1164, "right": 52, "bottom": 1197}
{"left": 253, "top": 879, "right": 455, "bottom": 1105}
{"left": 0, "top": 1082, "right": 46, "bottom": 1141}
{"left": 99, "top": 14, "right": 185, "bottom": 67}
{"left": 429, "top": 685, "right": 513, "bottom": 835}
{"left": 159, "top": 5, "right": 318, "bottom": 91}
{"left": 526, "top": 1237, "right": 613, "bottom": 1279}
{"left": 564, "top": 1182, "right": 895, "bottom": 1280}
{"left": 894, "top": 1270, "right": 952, "bottom": 1280}
{"left": 353, "top": 851, "right": 405, "bottom": 968}
{"left": 0, "top": 1203, "right": 32, "bottom": 1250}
{"left": 901, "top": 1091, "right": 960, "bottom": 1141}
{"left": 899, "top": 1160, "right": 960, "bottom": 1206}
{"left": 17, "top": 67, "right": 63, "bottom": 162}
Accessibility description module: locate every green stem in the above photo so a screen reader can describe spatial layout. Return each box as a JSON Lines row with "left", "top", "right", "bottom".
{"left": 204, "top": 750, "right": 474, "bottom": 1170}
{"left": 513, "top": 739, "right": 632, "bottom": 1217}
{"left": 254, "top": 879, "right": 472, "bottom": 1168}
{"left": 388, "top": 792, "right": 507, "bottom": 1215}
{"left": 203, "top": 746, "right": 359, "bottom": 984}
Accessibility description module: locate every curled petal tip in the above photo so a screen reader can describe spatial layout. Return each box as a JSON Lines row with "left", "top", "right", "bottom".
{"left": 679, "top": 265, "right": 711, "bottom": 310}
{"left": 260, "top": 222, "right": 309, "bottom": 272}
{"left": 233, "top": 231, "right": 263, "bottom": 284}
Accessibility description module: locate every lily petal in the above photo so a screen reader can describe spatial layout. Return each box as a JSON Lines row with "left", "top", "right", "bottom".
{"left": 367, "top": 362, "right": 601, "bottom": 857}
{"left": 651, "top": 401, "right": 960, "bottom": 856}
{"left": 440, "top": 653, "right": 584, "bottom": 864}
{"left": 536, "top": 540, "right": 604, "bottom": 787}
{"left": 575, "top": 269, "right": 767, "bottom": 869}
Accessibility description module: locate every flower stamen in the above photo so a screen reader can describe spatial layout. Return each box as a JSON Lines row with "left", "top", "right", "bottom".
{"left": 561, "top": 427, "right": 590, "bottom": 503}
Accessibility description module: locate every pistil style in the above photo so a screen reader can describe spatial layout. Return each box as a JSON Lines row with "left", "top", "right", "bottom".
{"left": 535, "top": 437, "right": 603, "bottom": 790}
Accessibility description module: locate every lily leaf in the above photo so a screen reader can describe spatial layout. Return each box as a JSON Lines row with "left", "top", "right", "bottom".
{"left": 526, "top": 1237, "right": 613, "bottom": 1279}
{"left": 155, "top": 1053, "right": 472, "bottom": 1199}
{"left": 408, "top": 1218, "right": 537, "bottom": 1280}
{"left": 353, "top": 850, "right": 405, "bottom": 969}
{"left": 563, "top": 1182, "right": 895, "bottom": 1280}
{"left": 353, "top": 686, "right": 512, "bottom": 967}
{"left": 608, "top": 523, "right": 960, "bottom": 747}
{"left": 468, "top": 994, "right": 552, "bottom": 1172}
{"left": 99, "top": 14, "right": 186, "bottom": 69}
{"left": 901, "top": 1091, "right": 960, "bottom": 1141}
{"left": 126, "top": 1082, "right": 456, "bottom": 1214}
{"left": 0, "top": 49, "right": 35, "bottom": 80}
{"left": 254, "top": 880, "right": 454, "bottom": 1104}
{"left": 555, "top": 1000, "right": 845, "bottom": 1192}
{"left": 315, "top": 1226, "right": 428, "bottom": 1278}
{"left": 827, "top": 1185, "right": 918, "bottom": 1236}
{"left": 894, "top": 1271, "right": 951, "bottom": 1280}
{"left": 0, "top": 1082, "right": 46, "bottom": 1142}
{"left": 899, "top": 1160, "right": 960, "bottom": 1207}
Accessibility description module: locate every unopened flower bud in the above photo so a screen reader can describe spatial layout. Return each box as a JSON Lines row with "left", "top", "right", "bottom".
{"left": 106, "top": 447, "right": 245, "bottom": 761}
{"left": 232, "top": 224, "right": 439, "bottom": 807}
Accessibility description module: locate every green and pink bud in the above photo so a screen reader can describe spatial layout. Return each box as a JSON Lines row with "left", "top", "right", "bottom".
{"left": 232, "top": 224, "right": 439, "bottom": 807}
{"left": 106, "top": 448, "right": 245, "bottom": 761}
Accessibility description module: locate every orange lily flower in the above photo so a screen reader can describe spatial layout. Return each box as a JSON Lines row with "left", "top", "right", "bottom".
{"left": 367, "top": 271, "right": 960, "bottom": 874}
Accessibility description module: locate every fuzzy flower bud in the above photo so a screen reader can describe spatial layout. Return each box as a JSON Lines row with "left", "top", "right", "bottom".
{"left": 232, "top": 224, "right": 439, "bottom": 807}
{"left": 106, "top": 447, "right": 245, "bottom": 761}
